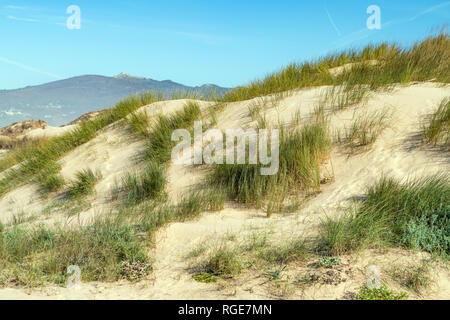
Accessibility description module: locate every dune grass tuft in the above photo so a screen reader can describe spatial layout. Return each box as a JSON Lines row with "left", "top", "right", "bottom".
{"left": 221, "top": 32, "right": 449, "bottom": 103}
{"left": 210, "top": 120, "right": 330, "bottom": 210}
{"left": 126, "top": 110, "right": 151, "bottom": 138}
{"left": 342, "top": 108, "right": 391, "bottom": 149}
{"left": 146, "top": 101, "right": 202, "bottom": 163}
{"left": 319, "top": 174, "right": 450, "bottom": 258}
{"left": 35, "top": 161, "right": 65, "bottom": 194}
{"left": 116, "top": 161, "right": 166, "bottom": 206}
{"left": 423, "top": 98, "right": 450, "bottom": 147}
{"left": 191, "top": 231, "right": 309, "bottom": 281}
{"left": 68, "top": 169, "right": 100, "bottom": 199}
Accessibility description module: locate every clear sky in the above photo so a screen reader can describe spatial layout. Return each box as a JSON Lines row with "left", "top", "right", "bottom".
{"left": 0, "top": 0, "right": 449, "bottom": 90}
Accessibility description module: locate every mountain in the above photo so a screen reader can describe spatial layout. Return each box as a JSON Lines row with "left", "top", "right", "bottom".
{"left": 0, "top": 74, "right": 229, "bottom": 127}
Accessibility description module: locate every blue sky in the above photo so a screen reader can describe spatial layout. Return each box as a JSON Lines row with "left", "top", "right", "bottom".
{"left": 0, "top": 0, "right": 449, "bottom": 89}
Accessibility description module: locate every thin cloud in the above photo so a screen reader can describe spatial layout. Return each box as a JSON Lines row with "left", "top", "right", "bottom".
{"left": 325, "top": 6, "right": 341, "bottom": 36}
{"left": 4, "top": 5, "right": 28, "bottom": 10}
{"left": 7, "top": 15, "right": 39, "bottom": 22}
{"left": 0, "top": 56, "right": 61, "bottom": 79}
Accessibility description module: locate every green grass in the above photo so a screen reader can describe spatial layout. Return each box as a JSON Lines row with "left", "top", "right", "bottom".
{"left": 423, "top": 98, "right": 450, "bottom": 147}
{"left": 114, "top": 101, "right": 203, "bottom": 208}
{"left": 321, "top": 83, "right": 369, "bottom": 112}
{"left": 126, "top": 110, "right": 151, "bottom": 138}
{"left": 115, "top": 161, "right": 166, "bottom": 206}
{"left": 0, "top": 218, "right": 150, "bottom": 287}
{"left": 319, "top": 174, "right": 450, "bottom": 258}
{"left": 341, "top": 108, "right": 390, "bottom": 149}
{"left": 146, "top": 101, "right": 202, "bottom": 163}
{"left": 68, "top": 169, "right": 100, "bottom": 199}
{"left": 221, "top": 32, "right": 449, "bottom": 103}
{"left": 356, "top": 284, "right": 408, "bottom": 300}
{"left": 35, "top": 161, "right": 65, "bottom": 194}
{"left": 197, "top": 245, "right": 243, "bottom": 278}
{"left": 210, "top": 119, "right": 330, "bottom": 211}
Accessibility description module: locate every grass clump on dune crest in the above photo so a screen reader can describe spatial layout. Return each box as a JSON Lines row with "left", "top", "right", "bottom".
{"left": 423, "top": 98, "right": 450, "bottom": 147}
{"left": 221, "top": 32, "right": 449, "bottom": 103}
{"left": 319, "top": 174, "right": 450, "bottom": 258}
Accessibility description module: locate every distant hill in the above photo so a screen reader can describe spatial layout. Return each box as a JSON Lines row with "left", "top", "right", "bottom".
{"left": 0, "top": 74, "right": 229, "bottom": 127}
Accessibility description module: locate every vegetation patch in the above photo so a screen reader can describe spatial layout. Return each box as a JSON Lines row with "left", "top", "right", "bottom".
{"left": 190, "top": 232, "right": 309, "bottom": 281}
{"left": 356, "top": 284, "right": 408, "bottom": 300}
{"left": 68, "top": 169, "right": 101, "bottom": 199}
{"left": 210, "top": 119, "right": 330, "bottom": 212}
{"left": 319, "top": 174, "right": 450, "bottom": 258}
{"left": 423, "top": 98, "right": 450, "bottom": 148}
{"left": 146, "top": 101, "right": 202, "bottom": 163}
{"left": 115, "top": 161, "right": 166, "bottom": 206}
{"left": 339, "top": 108, "right": 391, "bottom": 149}
{"left": 221, "top": 33, "right": 449, "bottom": 103}
{"left": 0, "top": 219, "right": 150, "bottom": 287}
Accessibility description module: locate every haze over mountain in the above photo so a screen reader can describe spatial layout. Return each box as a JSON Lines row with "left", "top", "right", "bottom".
{"left": 0, "top": 74, "right": 229, "bottom": 128}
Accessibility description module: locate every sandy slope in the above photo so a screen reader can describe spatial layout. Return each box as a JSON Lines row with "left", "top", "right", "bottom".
{"left": 0, "top": 83, "right": 449, "bottom": 299}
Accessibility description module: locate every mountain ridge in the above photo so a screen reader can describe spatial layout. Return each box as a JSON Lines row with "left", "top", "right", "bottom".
{"left": 0, "top": 74, "right": 229, "bottom": 128}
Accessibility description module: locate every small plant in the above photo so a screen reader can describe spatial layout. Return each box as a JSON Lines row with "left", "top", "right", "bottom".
{"left": 193, "top": 273, "right": 217, "bottom": 283}
{"left": 120, "top": 261, "right": 152, "bottom": 281}
{"left": 264, "top": 266, "right": 287, "bottom": 281}
{"left": 356, "top": 284, "right": 408, "bottom": 300}
{"left": 248, "top": 101, "right": 263, "bottom": 121}
{"left": 260, "top": 239, "right": 308, "bottom": 265}
{"left": 68, "top": 169, "right": 100, "bottom": 199}
{"left": 319, "top": 256, "right": 340, "bottom": 268}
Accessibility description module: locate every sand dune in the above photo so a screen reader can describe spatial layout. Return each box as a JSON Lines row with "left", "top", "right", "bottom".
{"left": 0, "top": 83, "right": 448, "bottom": 300}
